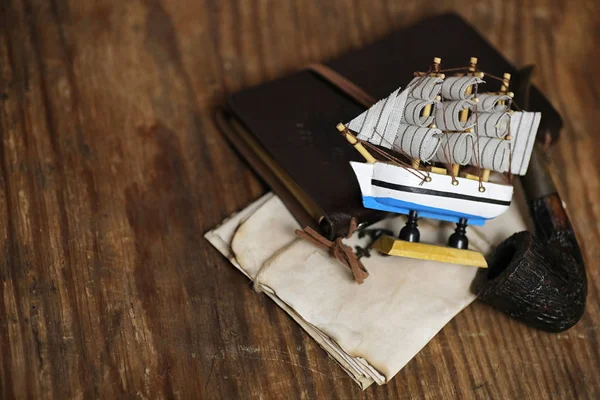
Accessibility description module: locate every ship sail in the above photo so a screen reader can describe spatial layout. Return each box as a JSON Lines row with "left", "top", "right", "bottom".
{"left": 508, "top": 111, "right": 542, "bottom": 175}
{"left": 402, "top": 98, "right": 437, "bottom": 127}
{"left": 469, "top": 101, "right": 541, "bottom": 175}
{"left": 442, "top": 76, "right": 483, "bottom": 100}
{"left": 347, "top": 87, "right": 408, "bottom": 147}
{"left": 477, "top": 94, "right": 512, "bottom": 112}
{"left": 435, "top": 100, "right": 476, "bottom": 131}
{"left": 431, "top": 132, "right": 474, "bottom": 165}
{"left": 471, "top": 137, "right": 510, "bottom": 173}
{"left": 346, "top": 77, "right": 444, "bottom": 160}
{"left": 344, "top": 62, "right": 541, "bottom": 178}
{"left": 394, "top": 124, "right": 441, "bottom": 161}
{"left": 406, "top": 76, "right": 444, "bottom": 100}
{"left": 474, "top": 112, "right": 511, "bottom": 138}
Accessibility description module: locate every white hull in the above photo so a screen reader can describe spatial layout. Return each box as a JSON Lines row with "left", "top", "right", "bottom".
{"left": 350, "top": 162, "right": 513, "bottom": 226}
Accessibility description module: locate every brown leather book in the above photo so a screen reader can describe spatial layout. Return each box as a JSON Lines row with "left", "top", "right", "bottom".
{"left": 216, "top": 13, "right": 562, "bottom": 239}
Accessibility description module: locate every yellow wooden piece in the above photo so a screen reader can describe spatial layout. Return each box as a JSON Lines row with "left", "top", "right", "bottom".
{"left": 415, "top": 57, "right": 445, "bottom": 79}
{"left": 423, "top": 103, "right": 433, "bottom": 117}
{"left": 421, "top": 57, "right": 440, "bottom": 136}
{"left": 500, "top": 73, "right": 511, "bottom": 92}
{"left": 481, "top": 169, "right": 491, "bottom": 182}
{"left": 451, "top": 164, "right": 460, "bottom": 176}
{"left": 373, "top": 236, "right": 488, "bottom": 268}
{"left": 424, "top": 166, "right": 447, "bottom": 175}
{"left": 337, "top": 123, "right": 376, "bottom": 163}
{"left": 461, "top": 172, "right": 481, "bottom": 181}
{"left": 497, "top": 73, "right": 511, "bottom": 108}
{"left": 459, "top": 57, "right": 477, "bottom": 122}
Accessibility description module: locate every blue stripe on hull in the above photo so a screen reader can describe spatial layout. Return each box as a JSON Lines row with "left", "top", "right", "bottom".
{"left": 362, "top": 196, "right": 488, "bottom": 226}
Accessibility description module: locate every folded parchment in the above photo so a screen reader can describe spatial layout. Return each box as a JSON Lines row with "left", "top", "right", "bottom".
{"left": 205, "top": 187, "right": 531, "bottom": 389}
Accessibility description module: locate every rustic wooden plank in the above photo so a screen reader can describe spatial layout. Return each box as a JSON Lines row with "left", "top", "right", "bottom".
{"left": 0, "top": 0, "right": 598, "bottom": 398}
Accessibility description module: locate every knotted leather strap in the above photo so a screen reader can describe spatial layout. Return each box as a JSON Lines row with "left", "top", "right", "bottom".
{"left": 296, "top": 218, "right": 369, "bottom": 284}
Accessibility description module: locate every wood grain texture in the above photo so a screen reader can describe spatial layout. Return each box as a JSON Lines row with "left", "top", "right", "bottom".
{"left": 0, "top": 0, "right": 598, "bottom": 398}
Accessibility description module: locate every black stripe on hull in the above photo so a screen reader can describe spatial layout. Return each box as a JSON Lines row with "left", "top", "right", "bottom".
{"left": 371, "top": 179, "right": 512, "bottom": 206}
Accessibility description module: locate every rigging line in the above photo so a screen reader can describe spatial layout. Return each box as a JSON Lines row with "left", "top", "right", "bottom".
{"left": 368, "top": 127, "right": 423, "bottom": 172}
{"left": 360, "top": 140, "right": 428, "bottom": 181}
{"left": 475, "top": 71, "right": 523, "bottom": 111}
{"left": 438, "top": 94, "right": 455, "bottom": 175}
{"left": 363, "top": 142, "right": 427, "bottom": 181}
{"left": 473, "top": 92, "right": 484, "bottom": 189}
{"left": 423, "top": 170, "right": 431, "bottom": 186}
{"left": 358, "top": 128, "right": 407, "bottom": 163}
{"left": 362, "top": 140, "right": 425, "bottom": 178}
{"left": 510, "top": 99, "right": 523, "bottom": 111}
{"left": 430, "top": 64, "right": 456, "bottom": 175}
{"left": 482, "top": 71, "right": 523, "bottom": 111}
{"left": 472, "top": 109, "right": 481, "bottom": 168}
{"left": 370, "top": 127, "right": 397, "bottom": 150}
{"left": 481, "top": 71, "right": 508, "bottom": 82}
{"left": 507, "top": 120, "right": 514, "bottom": 184}
{"left": 366, "top": 87, "right": 430, "bottom": 174}
{"left": 438, "top": 67, "right": 472, "bottom": 73}
{"left": 506, "top": 98, "right": 514, "bottom": 112}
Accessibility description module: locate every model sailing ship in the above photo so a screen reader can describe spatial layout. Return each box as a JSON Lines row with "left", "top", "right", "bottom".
{"left": 337, "top": 57, "right": 542, "bottom": 268}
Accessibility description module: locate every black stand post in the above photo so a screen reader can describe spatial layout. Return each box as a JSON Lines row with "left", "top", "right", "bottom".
{"left": 399, "top": 210, "right": 420, "bottom": 242}
{"left": 448, "top": 218, "right": 469, "bottom": 249}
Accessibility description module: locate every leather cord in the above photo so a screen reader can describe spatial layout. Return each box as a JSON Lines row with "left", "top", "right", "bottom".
{"left": 296, "top": 218, "right": 369, "bottom": 284}
{"left": 307, "top": 63, "right": 376, "bottom": 108}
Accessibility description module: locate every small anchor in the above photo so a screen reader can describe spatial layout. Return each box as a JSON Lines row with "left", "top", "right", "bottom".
{"left": 354, "top": 228, "right": 394, "bottom": 259}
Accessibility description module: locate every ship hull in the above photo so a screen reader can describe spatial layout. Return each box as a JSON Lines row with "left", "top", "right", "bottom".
{"left": 350, "top": 161, "right": 514, "bottom": 226}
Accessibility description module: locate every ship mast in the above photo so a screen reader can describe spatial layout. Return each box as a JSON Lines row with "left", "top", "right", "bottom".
{"left": 453, "top": 57, "right": 478, "bottom": 182}
{"left": 412, "top": 57, "right": 444, "bottom": 170}
{"left": 498, "top": 72, "right": 513, "bottom": 179}
{"left": 336, "top": 124, "right": 376, "bottom": 163}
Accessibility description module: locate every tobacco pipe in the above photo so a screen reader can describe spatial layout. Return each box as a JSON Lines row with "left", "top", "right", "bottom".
{"left": 472, "top": 145, "right": 588, "bottom": 332}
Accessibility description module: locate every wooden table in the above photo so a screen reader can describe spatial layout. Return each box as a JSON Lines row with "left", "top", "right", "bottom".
{"left": 1, "top": 0, "right": 598, "bottom": 398}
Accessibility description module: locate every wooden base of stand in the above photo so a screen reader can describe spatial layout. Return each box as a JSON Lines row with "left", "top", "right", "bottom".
{"left": 373, "top": 235, "right": 488, "bottom": 268}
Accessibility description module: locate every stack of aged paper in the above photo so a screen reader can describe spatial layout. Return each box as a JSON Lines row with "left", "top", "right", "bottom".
{"left": 205, "top": 189, "right": 531, "bottom": 389}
